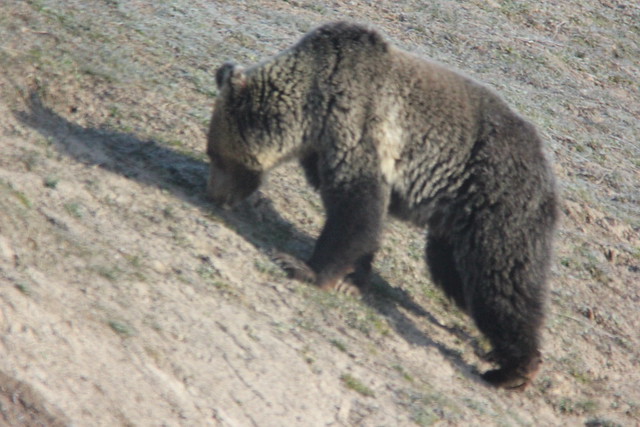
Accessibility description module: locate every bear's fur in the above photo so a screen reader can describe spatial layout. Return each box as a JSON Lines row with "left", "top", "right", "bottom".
{"left": 206, "top": 22, "right": 558, "bottom": 390}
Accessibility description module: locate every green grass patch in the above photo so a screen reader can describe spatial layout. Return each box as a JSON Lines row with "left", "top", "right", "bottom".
{"left": 44, "top": 176, "right": 59, "bottom": 189}
{"left": 254, "top": 258, "right": 287, "bottom": 278}
{"left": 1, "top": 180, "right": 33, "bottom": 209}
{"left": 556, "top": 397, "right": 599, "bottom": 415}
{"left": 329, "top": 338, "right": 347, "bottom": 353}
{"left": 108, "top": 320, "right": 136, "bottom": 337}
{"left": 15, "top": 283, "right": 33, "bottom": 296}
{"left": 94, "top": 265, "right": 123, "bottom": 282}
{"left": 340, "top": 373, "right": 375, "bottom": 397}
{"left": 64, "top": 201, "right": 84, "bottom": 218}
{"left": 392, "top": 364, "right": 414, "bottom": 383}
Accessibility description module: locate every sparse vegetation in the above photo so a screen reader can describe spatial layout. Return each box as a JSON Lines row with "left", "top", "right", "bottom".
{"left": 2, "top": 180, "right": 32, "bottom": 209}
{"left": 64, "top": 201, "right": 84, "bottom": 218}
{"left": 43, "top": 176, "right": 59, "bottom": 188}
{"left": 15, "top": 282, "right": 33, "bottom": 296}
{"left": 329, "top": 338, "right": 347, "bottom": 353}
{"left": 108, "top": 320, "right": 136, "bottom": 337}
{"left": 253, "top": 258, "right": 287, "bottom": 278}
{"left": 340, "top": 373, "right": 375, "bottom": 397}
{"left": 94, "top": 265, "right": 123, "bottom": 282}
{"left": 0, "top": 0, "right": 638, "bottom": 425}
{"left": 392, "top": 364, "right": 414, "bottom": 383}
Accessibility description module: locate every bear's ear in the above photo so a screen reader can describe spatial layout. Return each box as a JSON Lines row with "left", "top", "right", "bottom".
{"left": 215, "top": 62, "right": 246, "bottom": 91}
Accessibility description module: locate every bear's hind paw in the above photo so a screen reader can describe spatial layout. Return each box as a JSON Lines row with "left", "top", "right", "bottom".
{"left": 482, "top": 354, "right": 542, "bottom": 391}
{"left": 482, "top": 369, "right": 531, "bottom": 391}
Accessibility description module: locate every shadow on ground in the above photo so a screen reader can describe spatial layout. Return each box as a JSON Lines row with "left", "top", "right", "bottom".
{"left": 0, "top": 370, "right": 69, "bottom": 427}
{"left": 15, "top": 90, "right": 486, "bottom": 385}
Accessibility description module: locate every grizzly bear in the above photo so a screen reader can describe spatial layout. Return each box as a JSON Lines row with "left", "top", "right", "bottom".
{"left": 206, "top": 22, "right": 558, "bottom": 390}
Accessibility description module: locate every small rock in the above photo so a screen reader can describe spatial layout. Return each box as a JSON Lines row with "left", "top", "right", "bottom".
{"left": 0, "top": 236, "right": 16, "bottom": 264}
{"left": 603, "top": 247, "right": 616, "bottom": 262}
{"left": 151, "top": 259, "right": 168, "bottom": 274}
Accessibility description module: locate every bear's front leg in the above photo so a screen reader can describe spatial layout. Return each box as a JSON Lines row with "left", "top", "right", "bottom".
{"left": 306, "top": 177, "right": 388, "bottom": 294}
{"left": 271, "top": 176, "right": 386, "bottom": 296}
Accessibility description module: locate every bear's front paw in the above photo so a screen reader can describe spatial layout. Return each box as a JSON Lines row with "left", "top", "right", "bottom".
{"left": 322, "top": 278, "right": 361, "bottom": 297}
{"left": 270, "top": 251, "right": 361, "bottom": 296}
{"left": 270, "top": 251, "right": 316, "bottom": 283}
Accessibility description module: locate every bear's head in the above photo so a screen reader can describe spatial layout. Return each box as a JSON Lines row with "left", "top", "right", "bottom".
{"left": 206, "top": 62, "right": 263, "bottom": 208}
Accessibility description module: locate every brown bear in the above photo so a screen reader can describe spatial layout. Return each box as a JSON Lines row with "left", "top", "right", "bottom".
{"left": 206, "top": 21, "right": 558, "bottom": 390}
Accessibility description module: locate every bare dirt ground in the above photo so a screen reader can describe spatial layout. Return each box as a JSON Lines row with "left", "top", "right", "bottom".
{"left": 0, "top": 0, "right": 638, "bottom": 425}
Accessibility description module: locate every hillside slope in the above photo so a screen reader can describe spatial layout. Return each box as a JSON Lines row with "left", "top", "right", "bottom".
{"left": 1, "top": 0, "right": 638, "bottom": 425}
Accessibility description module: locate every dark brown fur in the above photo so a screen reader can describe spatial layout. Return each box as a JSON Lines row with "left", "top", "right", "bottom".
{"left": 207, "top": 22, "right": 558, "bottom": 389}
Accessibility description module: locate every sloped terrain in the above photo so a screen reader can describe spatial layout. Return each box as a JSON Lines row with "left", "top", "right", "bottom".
{"left": 0, "top": 0, "right": 638, "bottom": 425}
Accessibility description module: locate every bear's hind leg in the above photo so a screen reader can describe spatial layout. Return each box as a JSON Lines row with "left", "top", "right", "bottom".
{"left": 425, "top": 234, "right": 467, "bottom": 310}
{"left": 472, "top": 267, "right": 545, "bottom": 390}
{"left": 463, "top": 214, "right": 550, "bottom": 390}
{"left": 481, "top": 350, "right": 542, "bottom": 391}
{"left": 426, "top": 230, "right": 542, "bottom": 389}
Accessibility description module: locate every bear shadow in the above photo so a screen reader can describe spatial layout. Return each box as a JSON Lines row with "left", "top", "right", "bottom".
{"left": 15, "top": 91, "right": 484, "bottom": 385}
